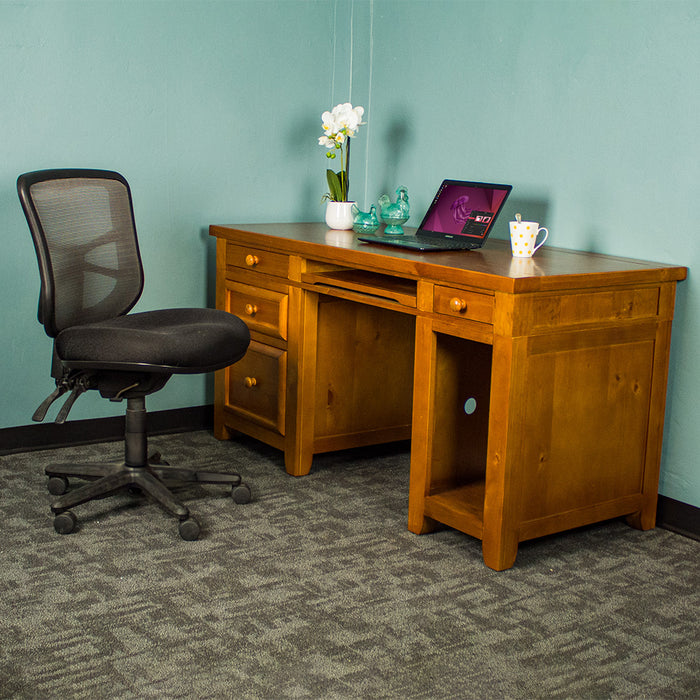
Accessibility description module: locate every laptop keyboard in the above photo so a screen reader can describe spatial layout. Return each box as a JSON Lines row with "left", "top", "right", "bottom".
{"left": 358, "top": 234, "right": 480, "bottom": 251}
{"left": 418, "top": 238, "right": 478, "bottom": 250}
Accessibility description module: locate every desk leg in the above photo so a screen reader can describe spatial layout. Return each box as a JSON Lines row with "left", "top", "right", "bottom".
{"left": 628, "top": 317, "right": 675, "bottom": 531}
{"left": 214, "top": 241, "right": 233, "bottom": 443}
{"left": 284, "top": 449, "right": 313, "bottom": 477}
{"left": 480, "top": 426, "right": 521, "bottom": 571}
{"left": 284, "top": 287, "right": 317, "bottom": 477}
{"left": 480, "top": 333, "right": 525, "bottom": 571}
{"left": 408, "top": 317, "right": 440, "bottom": 534}
{"left": 481, "top": 516, "right": 519, "bottom": 571}
{"left": 408, "top": 445, "right": 441, "bottom": 535}
{"left": 213, "top": 368, "right": 232, "bottom": 440}
{"left": 213, "top": 418, "right": 232, "bottom": 442}
{"left": 625, "top": 500, "right": 657, "bottom": 531}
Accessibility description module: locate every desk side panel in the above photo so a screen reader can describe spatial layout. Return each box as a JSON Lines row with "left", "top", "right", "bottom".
{"left": 518, "top": 328, "right": 654, "bottom": 525}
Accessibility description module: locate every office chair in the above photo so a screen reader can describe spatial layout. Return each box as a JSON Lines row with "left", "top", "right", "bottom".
{"left": 17, "top": 169, "right": 252, "bottom": 540}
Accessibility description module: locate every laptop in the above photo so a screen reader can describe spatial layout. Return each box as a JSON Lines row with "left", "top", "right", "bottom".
{"left": 358, "top": 179, "right": 512, "bottom": 251}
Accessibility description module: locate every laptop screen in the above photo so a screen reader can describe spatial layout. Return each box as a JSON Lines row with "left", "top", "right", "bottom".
{"left": 417, "top": 180, "right": 512, "bottom": 241}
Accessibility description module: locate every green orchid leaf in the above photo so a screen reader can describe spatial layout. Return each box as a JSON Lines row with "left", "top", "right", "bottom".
{"left": 326, "top": 169, "right": 345, "bottom": 202}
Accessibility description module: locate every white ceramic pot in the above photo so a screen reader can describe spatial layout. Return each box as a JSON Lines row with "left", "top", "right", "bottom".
{"left": 325, "top": 201, "right": 356, "bottom": 230}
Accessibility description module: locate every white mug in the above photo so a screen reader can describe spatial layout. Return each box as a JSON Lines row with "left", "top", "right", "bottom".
{"left": 509, "top": 221, "right": 549, "bottom": 257}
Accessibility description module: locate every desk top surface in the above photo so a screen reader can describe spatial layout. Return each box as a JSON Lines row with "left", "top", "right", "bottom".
{"left": 211, "top": 222, "right": 687, "bottom": 293}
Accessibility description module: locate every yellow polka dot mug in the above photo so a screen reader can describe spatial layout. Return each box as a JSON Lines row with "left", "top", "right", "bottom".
{"left": 509, "top": 220, "right": 549, "bottom": 257}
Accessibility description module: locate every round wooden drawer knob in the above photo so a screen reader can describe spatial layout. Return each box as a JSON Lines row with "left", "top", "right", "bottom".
{"left": 449, "top": 297, "right": 467, "bottom": 313}
{"left": 244, "top": 303, "right": 258, "bottom": 316}
{"left": 244, "top": 377, "right": 257, "bottom": 388}
{"left": 245, "top": 254, "right": 260, "bottom": 267}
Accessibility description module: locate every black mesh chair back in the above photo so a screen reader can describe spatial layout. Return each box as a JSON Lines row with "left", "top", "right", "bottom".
{"left": 18, "top": 169, "right": 143, "bottom": 337}
{"left": 17, "top": 168, "right": 252, "bottom": 541}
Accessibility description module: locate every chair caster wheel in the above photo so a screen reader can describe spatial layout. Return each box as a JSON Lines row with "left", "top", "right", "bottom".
{"left": 54, "top": 510, "right": 77, "bottom": 534}
{"left": 178, "top": 517, "right": 201, "bottom": 541}
{"left": 48, "top": 476, "right": 69, "bottom": 495}
{"left": 232, "top": 483, "right": 252, "bottom": 504}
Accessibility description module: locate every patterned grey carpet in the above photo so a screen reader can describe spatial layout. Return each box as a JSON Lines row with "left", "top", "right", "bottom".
{"left": 0, "top": 430, "right": 698, "bottom": 699}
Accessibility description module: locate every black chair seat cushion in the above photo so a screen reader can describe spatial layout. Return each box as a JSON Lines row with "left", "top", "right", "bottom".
{"left": 56, "top": 308, "right": 250, "bottom": 374}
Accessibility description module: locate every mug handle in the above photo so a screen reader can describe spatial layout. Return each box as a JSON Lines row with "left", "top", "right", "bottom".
{"left": 533, "top": 227, "right": 549, "bottom": 252}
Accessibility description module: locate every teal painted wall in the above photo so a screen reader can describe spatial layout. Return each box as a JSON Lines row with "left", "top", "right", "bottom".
{"left": 1, "top": 0, "right": 336, "bottom": 422}
{"left": 355, "top": 0, "right": 699, "bottom": 507}
{"left": 2, "top": 1, "right": 698, "bottom": 509}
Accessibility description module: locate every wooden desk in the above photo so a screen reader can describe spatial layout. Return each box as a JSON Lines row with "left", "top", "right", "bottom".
{"left": 210, "top": 223, "right": 687, "bottom": 570}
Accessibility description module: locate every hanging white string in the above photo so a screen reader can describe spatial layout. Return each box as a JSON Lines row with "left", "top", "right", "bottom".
{"left": 348, "top": 0, "right": 354, "bottom": 103}
{"left": 330, "top": 0, "right": 338, "bottom": 102}
{"left": 362, "top": 0, "right": 374, "bottom": 209}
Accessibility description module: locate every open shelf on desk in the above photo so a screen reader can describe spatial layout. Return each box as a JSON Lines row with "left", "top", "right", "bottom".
{"left": 425, "top": 480, "right": 486, "bottom": 540}
{"left": 421, "top": 334, "right": 493, "bottom": 541}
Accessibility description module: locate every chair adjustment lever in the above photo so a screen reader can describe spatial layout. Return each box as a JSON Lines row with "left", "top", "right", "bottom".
{"left": 32, "top": 382, "right": 69, "bottom": 422}
{"left": 54, "top": 375, "right": 94, "bottom": 424}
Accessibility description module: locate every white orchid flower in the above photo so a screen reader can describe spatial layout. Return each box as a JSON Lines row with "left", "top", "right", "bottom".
{"left": 321, "top": 110, "right": 338, "bottom": 134}
{"left": 330, "top": 103, "right": 364, "bottom": 137}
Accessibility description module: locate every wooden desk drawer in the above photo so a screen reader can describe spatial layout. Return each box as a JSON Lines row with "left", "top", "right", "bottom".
{"left": 226, "top": 341, "right": 286, "bottom": 435}
{"left": 226, "top": 244, "right": 289, "bottom": 278}
{"left": 434, "top": 286, "right": 494, "bottom": 324}
{"left": 226, "top": 281, "right": 288, "bottom": 340}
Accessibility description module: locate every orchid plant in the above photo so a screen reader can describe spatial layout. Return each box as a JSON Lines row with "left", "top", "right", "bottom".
{"left": 318, "top": 102, "right": 365, "bottom": 202}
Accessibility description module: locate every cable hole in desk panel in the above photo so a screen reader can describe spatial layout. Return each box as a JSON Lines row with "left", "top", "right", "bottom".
{"left": 464, "top": 397, "right": 477, "bottom": 415}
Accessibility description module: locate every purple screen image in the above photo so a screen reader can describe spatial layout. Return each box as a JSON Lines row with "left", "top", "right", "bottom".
{"left": 421, "top": 184, "right": 509, "bottom": 238}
